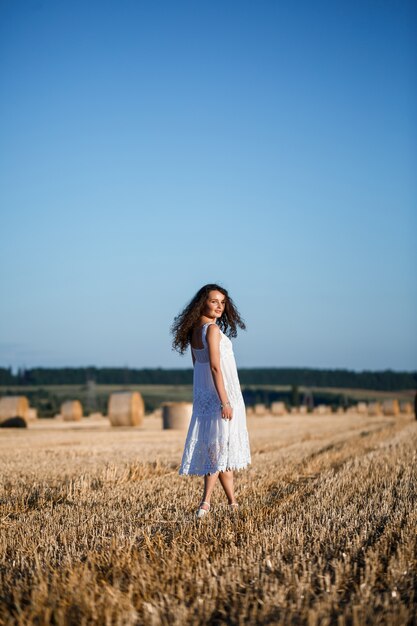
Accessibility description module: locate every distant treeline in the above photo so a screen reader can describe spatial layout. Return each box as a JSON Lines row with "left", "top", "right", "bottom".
{"left": 1, "top": 366, "right": 416, "bottom": 391}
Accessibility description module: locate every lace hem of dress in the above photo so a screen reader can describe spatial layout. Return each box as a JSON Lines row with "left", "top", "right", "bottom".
{"left": 178, "top": 430, "right": 251, "bottom": 476}
{"left": 179, "top": 461, "right": 251, "bottom": 477}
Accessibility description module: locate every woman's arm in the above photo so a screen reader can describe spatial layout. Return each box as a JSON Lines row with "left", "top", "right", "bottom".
{"left": 206, "top": 324, "right": 233, "bottom": 419}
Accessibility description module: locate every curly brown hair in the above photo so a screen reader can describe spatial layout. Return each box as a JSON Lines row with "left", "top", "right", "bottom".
{"left": 170, "top": 283, "right": 246, "bottom": 355}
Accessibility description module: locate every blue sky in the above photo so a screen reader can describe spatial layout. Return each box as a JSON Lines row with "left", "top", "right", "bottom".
{"left": 0, "top": 0, "right": 416, "bottom": 372}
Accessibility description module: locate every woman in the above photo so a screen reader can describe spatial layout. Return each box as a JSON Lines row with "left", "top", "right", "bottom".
{"left": 171, "top": 283, "right": 251, "bottom": 518}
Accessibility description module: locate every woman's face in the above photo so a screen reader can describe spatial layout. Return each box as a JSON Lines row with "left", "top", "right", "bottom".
{"left": 203, "top": 290, "right": 226, "bottom": 320}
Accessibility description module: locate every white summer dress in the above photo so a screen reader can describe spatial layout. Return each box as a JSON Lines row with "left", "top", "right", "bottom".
{"left": 179, "top": 322, "right": 251, "bottom": 476}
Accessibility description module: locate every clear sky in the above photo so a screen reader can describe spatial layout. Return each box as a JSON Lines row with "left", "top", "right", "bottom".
{"left": 0, "top": 0, "right": 416, "bottom": 372}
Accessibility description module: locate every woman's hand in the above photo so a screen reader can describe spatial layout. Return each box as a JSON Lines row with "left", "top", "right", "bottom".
{"left": 222, "top": 403, "right": 233, "bottom": 421}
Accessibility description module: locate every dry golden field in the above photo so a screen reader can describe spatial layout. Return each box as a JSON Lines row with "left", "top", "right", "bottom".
{"left": 0, "top": 413, "right": 416, "bottom": 625}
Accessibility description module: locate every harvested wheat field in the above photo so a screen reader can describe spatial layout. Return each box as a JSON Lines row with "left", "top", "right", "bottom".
{"left": 0, "top": 413, "right": 416, "bottom": 626}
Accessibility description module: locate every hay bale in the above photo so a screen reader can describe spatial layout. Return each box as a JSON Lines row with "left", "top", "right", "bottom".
{"left": 108, "top": 392, "right": 144, "bottom": 427}
{"left": 271, "top": 402, "right": 287, "bottom": 416}
{"left": 368, "top": 402, "right": 382, "bottom": 416}
{"left": 27, "top": 408, "right": 38, "bottom": 421}
{"left": 88, "top": 412, "right": 104, "bottom": 420}
{"left": 0, "top": 396, "right": 29, "bottom": 424}
{"left": 399, "top": 401, "right": 412, "bottom": 414}
{"left": 382, "top": 399, "right": 400, "bottom": 416}
{"left": 0, "top": 416, "right": 27, "bottom": 428}
{"left": 161, "top": 402, "right": 192, "bottom": 430}
{"left": 299, "top": 406, "right": 308, "bottom": 414}
{"left": 61, "top": 400, "right": 83, "bottom": 422}
{"left": 357, "top": 402, "right": 368, "bottom": 415}
{"left": 246, "top": 406, "right": 254, "bottom": 416}
{"left": 254, "top": 403, "right": 267, "bottom": 416}
{"left": 313, "top": 405, "right": 329, "bottom": 415}
{"left": 336, "top": 407, "right": 345, "bottom": 414}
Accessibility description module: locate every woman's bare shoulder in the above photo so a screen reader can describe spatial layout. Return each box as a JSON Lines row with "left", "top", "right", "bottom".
{"left": 206, "top": 323, "right": 221, "bottom": 338}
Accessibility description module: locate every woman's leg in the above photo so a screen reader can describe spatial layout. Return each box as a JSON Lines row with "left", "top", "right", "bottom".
{"left": 218, "top": 470, "right": 238, "bottom": 504}
{"left": 200, "top": 472, "right": 219, "bottom": 509}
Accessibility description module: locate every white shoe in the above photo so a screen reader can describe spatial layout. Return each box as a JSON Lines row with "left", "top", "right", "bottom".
{"left": 196, "top": 501, "right": 210, "bottom": 518}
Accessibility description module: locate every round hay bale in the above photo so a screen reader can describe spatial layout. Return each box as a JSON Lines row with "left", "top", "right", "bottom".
{"left": 368, "top": 402, "right": 382, "bottom": 416}
{"left": 399, "top": 401, "right": 412, "bottom": 414}
{"left": 27, "top": 408, "right": 38, "bottom": 421}
{"left": 299, "top": 406, "right": 308, "bottom": 414}
{"left": 246, "top": 406, "right": 254, "bottom": 416}
{"left": 313, "top": 405, "right": 328, "bottom": 415}
{"left": 108, "top": 392, "right": 144, "bottom": 427}
{"left": 61, "top": 400, "right": 83, "bottom": 422}
{"left": 290, "top": 407, "right": 298, "bottom": 414}
{"left": 271, "top": 402, "right": 287, "bottom": 416}
{"left": 0, "top": 416, "right": 27, "bottom": 428}
{"left": 161, "top": 402, "right": 192, "bottom": 430}
{"left": 254, "top": 403, "right": 266, "bottom": 416}
{"left": 0, "top": 396, "right": 29, "bottom": 424}
{"left": 357, "top": 402, "right": 368, "bottom": 415}
{"left": 382, "top": 399, "right": 400, "bottom": 416}
{"left": 88, "top": 412, "right": 104, "bottom": 420}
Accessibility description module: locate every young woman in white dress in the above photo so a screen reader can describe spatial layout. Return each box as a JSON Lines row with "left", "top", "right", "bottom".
{"left": 171, "top": 283, "right": 251, "bottom": 518}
